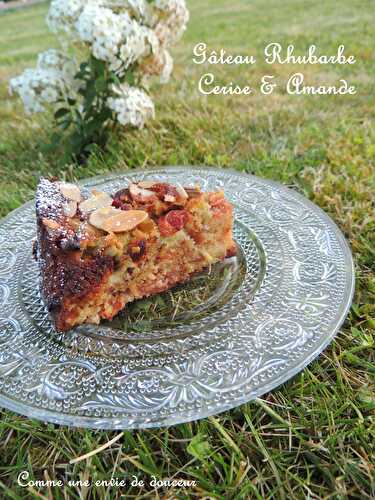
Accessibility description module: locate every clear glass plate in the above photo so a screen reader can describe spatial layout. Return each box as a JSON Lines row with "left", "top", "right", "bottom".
{"left": 0, "top": 167, "right": 354, "bottom": 429}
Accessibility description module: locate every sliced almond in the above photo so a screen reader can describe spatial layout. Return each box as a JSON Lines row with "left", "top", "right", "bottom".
{"left": 103, "top": 210, "right": 149, "bottom": 233}
{"left": 63, "top": 200, "right": 77, "bottom": 218}
{"left": 138, "top": 180, "right": 156, "bottom": 189}
{"left": 164, "top": 194, "right": 176, "bottom": 203}
{"left": 129, "top": 183, "right": 155, "bottom": 200}
{"left": 89, "top": 206, "right": 120, "bottom": 231}
{"left": 80, "top": 192, "right": 113, "bottom": 213}
{"left": 176, "top": 182, "right": 188, "bottom": 199}
{"left": 59, "top": 182, "right": 81, "bottom": 202}
{"left": 185, "top": 187, "right": 201, "bottom": 197}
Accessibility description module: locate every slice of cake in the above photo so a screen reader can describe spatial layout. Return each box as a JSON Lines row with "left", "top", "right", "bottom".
{"left": 34, "top": 177, "right": 237, "bottom": 331}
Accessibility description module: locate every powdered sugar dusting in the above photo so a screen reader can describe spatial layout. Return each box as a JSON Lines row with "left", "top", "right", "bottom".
{"left": 35, "top": 177, "right": 66, "bottom": 221}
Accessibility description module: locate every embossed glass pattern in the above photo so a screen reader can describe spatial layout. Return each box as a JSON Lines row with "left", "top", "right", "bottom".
{"left": 0, "top": 167, "right": 354, "bottom": 428}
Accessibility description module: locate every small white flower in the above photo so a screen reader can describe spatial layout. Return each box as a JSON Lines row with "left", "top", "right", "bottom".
{"left": 46, "top": 0, "right": 87, "bottom": 36}
{"left": 107, "top": 84, "right": 154, "bottom": 128}
{"left": 119, "top": 24, "right": 153, "bottom": 68}
{"left": 101, "top": 0, "right": 147, "bottom": 19}
{"left": 9, "top": 49, "right": 79, "bottom": 114}
{"left": 37, "top": 49, "right": 61, "bottom": 69}
{"left": 147, "top": 0, "right": 189, "bottom": 45}
{"left": 41, "top": 87, "right": 60, "bottom": 103}
{"left": 37, "top": 49, "right": 77, "bottom": 84}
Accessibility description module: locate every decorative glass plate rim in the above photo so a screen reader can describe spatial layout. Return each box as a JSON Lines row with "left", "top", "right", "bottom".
{"left": 0, "top": 166, "right": 355, "bottom": 429}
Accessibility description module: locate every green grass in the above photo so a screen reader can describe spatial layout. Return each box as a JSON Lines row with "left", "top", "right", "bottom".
{"left": 0, "top": 0, "right": 374, "bottom": 498}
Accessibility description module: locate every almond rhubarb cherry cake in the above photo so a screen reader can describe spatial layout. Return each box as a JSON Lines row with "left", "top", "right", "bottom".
{"left": 34, "top": 177, "right": 237, "bottom": 331}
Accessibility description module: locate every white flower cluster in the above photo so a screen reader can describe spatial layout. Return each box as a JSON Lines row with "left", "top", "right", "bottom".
{"left": 46, "top": 0, "right": 86, "bottom": 38}
{"left": 47, "top": 0, "right": 188, "bottom": 81}
{"left": 9, "top": 49, "right": 76, "bottom": 114}
{"left": 107, "top": 84, "right": 155, "bottom": 127}
{"left": 75, "top": 4, "right": 159, "bottom": 74}
{"left": 11, "top": 0, "right": 188, "bottom": 129}
{"left": 151, "top": 0, "right": 190, "bottom": 46}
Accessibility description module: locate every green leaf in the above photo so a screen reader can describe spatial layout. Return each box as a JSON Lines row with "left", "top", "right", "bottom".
{"left": 83, "top": 108, "right": 111, "bottom": 137}
{"left": 79, "top": 61, "right": 89, "bottom": 71}
{"left": 124, "top": 71, "right": 135, "bottom": 86}
{"left": 54, "top": 108, "right": 70, "bottom": 120}
{"left": 97, "top": 107, "right": 112, "bottom": 122}
{"left": 110, "top": 73, "right": 121, "bottom": 86}
{"left": 74, "top": 108, "right": 83, "bottom": 124}
{"left": 187, "top": 434, "right": 211, "bottom": 460}
{"left": 83, "top": 143, "right": 96, "bottom": 153}
{"left": 58, "top": 118, "right": 72, "bottom": 131}
{"left": 90, "top": 56, "right": 106, "bottom": 76}
{"left": 50, "top": 131, "right": 62, "bottom": 145}
{"left": 95, "top": 75, "right": 107, "bottom": 93}
{"left": 83, "top": 82, "right": 97, "bottom": 110}
{"left": 85, "top": 118, "right": 100, "bottom": 136}
{"left": 74, "top": 62, "right": 90, "bottom": 80}
{"left": 70, "top": 131, "right": 84, "bottom": 149}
